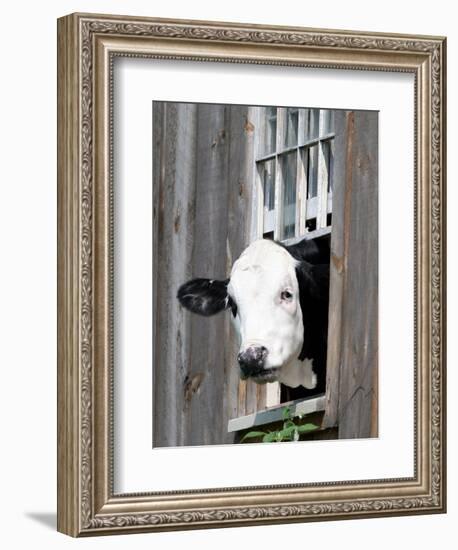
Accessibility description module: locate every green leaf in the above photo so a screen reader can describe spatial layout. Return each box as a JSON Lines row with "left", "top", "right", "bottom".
{"left": 282, "top": 406, "right": 291, "bottom": 421}
{"left": 283, "top": 420, "right": 296, "bottom": 430}
{"left": 262, "top": 432, "right": 278, "bottom": 443}
{"left": 296, "top": 423, "right": 319, "bottom": 434}
{"left": 276, "top": 425, "right": 297, "bottom": 440}
{"left": 241, "top": 430, "right": 267, "bottom": 442}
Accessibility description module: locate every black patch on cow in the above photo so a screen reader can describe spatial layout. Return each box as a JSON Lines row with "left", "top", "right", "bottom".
{"left": 295, "top": 262, "right": 329, "bottom": 394}
{"left": 230, "top": 300, "right": 238, "bottom": 318}
{"left": 283, "top": 236, "right": 330, "bottom": 396}
{"left": 177, "top": 278, "right": 237, "bottom": 317}
{"left": 282, "top": 233, "right": 330, "bottom": 265}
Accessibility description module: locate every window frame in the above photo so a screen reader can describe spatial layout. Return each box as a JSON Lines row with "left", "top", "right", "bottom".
{"left": 254, "top": 106, "right": 335, "bottom": 245}
{"left": 229, "top": 106, "right": 335, "bottom": 423}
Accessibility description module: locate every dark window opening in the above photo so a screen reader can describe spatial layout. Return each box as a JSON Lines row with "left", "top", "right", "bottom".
{"left": 306, "top": 218, "right": 317, "bottom": 232}
{"left": 307, "top": 145, "right": 319, "bottom": 198}
{"left": 280, "top": 384, "right": 319, "bottom": 402}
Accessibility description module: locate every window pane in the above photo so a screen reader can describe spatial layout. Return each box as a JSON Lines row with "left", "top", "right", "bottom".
{"left": 322, "top": 109, "right": 335, "bottom": 135}
{"left": 322, "top": 140, "right": 334, "bottom": 192}
{"left": 263, "top": 106, "right": 277, "bottom": 155}
{"left": 259, "top": 159, "right": 276, "bottom": 234}
{"left": 307, "top": 145, "right": 318, "bottom": 198}
{"left": 281, "top": 152, "right": 297, "bottom": 239}
{"left": 304, "top": 109, "right": 319, "bottom": 141}
{"left": 284, "top": 108, "right": 299, "bottom": 148}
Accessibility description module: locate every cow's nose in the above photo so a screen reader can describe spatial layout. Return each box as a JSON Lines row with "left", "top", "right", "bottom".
{"left": 238, "top": 346, "right": 268, "bottom": 378}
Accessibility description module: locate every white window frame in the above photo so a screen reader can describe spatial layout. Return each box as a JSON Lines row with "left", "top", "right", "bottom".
{"left": 254, "top": 106, "right": 335, "bottom": 246}
{"left": 228, "top": 107, "right": 334, "bottom": 435}
{"left": 251, "top": 106, "right": 334, "bottom": 407}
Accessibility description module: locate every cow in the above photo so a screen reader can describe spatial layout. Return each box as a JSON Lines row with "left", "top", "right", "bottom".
{"left": 177, "top": 236, "right": 330, "bottom": 397}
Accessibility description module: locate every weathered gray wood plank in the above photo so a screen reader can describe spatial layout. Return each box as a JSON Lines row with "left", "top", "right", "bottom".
{"left": 154, "top": 102, "right": 260, "bottom": 446}
{"left": 226, "top": 105, "right": 265, "bottom": 417}
{"left": 322, "top": 110, "right": 346, "bottom": 429}
{"left": 153, "top": 102, "right": 198, "bottom": 447}
{"left": 187, "top": 104, "right": 232, "bottom": 445}
{"left": 225, "top": 105, "right": 258, "bottom": 421}
{"left": 337, "top": 111, "right": 379, "bottom": 439}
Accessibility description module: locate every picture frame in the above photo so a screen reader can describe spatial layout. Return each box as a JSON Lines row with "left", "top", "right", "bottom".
{"left": 57, "top": 12, "right": 446, "bottom": 536}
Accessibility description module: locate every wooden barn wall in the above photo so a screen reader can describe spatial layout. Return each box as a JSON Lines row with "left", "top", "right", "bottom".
{"left": 153, "top": 102, "right": 198, "bottom": 448}
{"left": 153, "top": 102, "right": 258, "bottom": 447}
{"left": 324, "top": 110, "right": 379, "bottom": 439}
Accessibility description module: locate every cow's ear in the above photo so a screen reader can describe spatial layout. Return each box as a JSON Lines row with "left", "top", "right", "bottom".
{"left": 177, "top": 278, "right": 234, "bottom": 316}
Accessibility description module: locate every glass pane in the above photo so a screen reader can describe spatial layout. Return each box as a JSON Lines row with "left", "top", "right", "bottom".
{"left": 263, "top": 106, "right": 277, "bottom": 155}
{"left": 322, "top": 140, "right": 334, "bottom": 192}
{"left": 304, "top": 109, "right": 319, "bottom": 141}
{"left": 307, "top": 145, "right": 318, "bottom": 198}
{"left": 284, "top": 108, "right": 299, "bottom": 148}
{"left": 281, "top": 152, "right": 297, "bottom": 239}
{"left": 322, "top": 109, "right": 335, "bottom": 135}
{"left": 259, "top": 159, "right": 276, "bottom": 234}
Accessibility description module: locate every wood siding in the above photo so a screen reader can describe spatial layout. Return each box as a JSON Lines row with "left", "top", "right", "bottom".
{"left": 153, "top": 102, "right": 262, "bottom": 446}
{"left": 324, "top": 110, "right": 378, "bottom": 438}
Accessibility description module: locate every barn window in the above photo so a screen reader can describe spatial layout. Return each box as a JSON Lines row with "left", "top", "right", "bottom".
{"left": 255, "top": 107, "right": 334, "bottom": 245}
{"left": 257, "top": 107, "right": 333, "bottom": 406}
{"left": 227, "top": 106, "right": 335, "bottom": 439}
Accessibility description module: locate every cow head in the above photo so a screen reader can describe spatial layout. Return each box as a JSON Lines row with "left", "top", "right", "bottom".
{"left": 177, "top": 238, "right": 329, "bottom": 389}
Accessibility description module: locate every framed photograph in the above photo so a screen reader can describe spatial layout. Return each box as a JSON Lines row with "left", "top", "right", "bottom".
{"left": 57, "top": 13, "right": 446, "bottom": 536}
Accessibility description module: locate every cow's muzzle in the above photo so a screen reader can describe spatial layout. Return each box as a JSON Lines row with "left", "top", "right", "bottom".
{"left": 238, "top": 346, "right": 268, "bottom": 378}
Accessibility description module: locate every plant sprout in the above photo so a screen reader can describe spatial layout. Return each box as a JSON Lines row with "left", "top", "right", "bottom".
{"left": 241, "top": 406, "right": 318, "bottom": 443}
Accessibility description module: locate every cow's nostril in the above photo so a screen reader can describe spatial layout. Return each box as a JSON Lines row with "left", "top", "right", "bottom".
{"left": 237, "top": 351, "right": 249, "bottom": 367}
{"left": 238, "top": 346, "right": 268, "bottom": 378}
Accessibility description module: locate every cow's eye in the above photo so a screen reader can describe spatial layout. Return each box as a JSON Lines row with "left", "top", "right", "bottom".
{"left": 281, "top": 290, "right": 293, "bottom": 301}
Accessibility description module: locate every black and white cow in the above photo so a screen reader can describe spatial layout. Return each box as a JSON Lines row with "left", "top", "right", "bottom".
{"left": 177, "top": 236, "right": 330, "bottom": 395}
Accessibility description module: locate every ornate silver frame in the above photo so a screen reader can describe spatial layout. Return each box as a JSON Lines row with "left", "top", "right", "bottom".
{"left": 57, "top": 13, "right": 446, "bottom": 536}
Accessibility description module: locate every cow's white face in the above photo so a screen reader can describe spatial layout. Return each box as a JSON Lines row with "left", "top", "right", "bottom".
{"left": 177, "top": 238, "right": 324, "bottom": 389}
{"left": 227, "top": 240, "right": 304, "bottom": 384}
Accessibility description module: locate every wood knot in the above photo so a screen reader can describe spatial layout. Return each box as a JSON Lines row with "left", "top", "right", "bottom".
{"left": 184, "top": 373, "right": 204, "bottom": 402}
{"left": 211, "top": 129, "right": 226, "bottom": 148}
{"left": 174, "top": 210, "right": 181, "bottom": 233}
{"left": 331, "top": 253, "right": 344, "bottom": 273}
{"left": 244, "top": 117, "right": 254, "bottom": 133}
